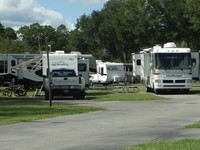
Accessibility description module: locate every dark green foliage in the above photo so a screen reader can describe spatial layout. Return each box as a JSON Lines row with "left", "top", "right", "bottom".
{"left": 1, "top": 0, "right": 200, "bottom": 59}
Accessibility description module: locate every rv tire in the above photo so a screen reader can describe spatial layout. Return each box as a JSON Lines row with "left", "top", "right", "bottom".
{"left": 75, "top": 91, "right": 85, "bottom": 100}
{"left": 146, "top": 87, "right": 152, "bottom": 93}
{"left": 155, "top": 89, "right": 160, "bottom": 94}
{"left": 184, "top": 89, "right": 189, "bottom": 94}
{"left": 80, "top": 91, "right": 85, "bottom": 100}
{"left": 45, "top": 90, "right": 49, "bottom": 100}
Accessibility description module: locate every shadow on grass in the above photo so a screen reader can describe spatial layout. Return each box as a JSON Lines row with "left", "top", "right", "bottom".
{"left": 190, "top": 90, "right": 200, "bottom": 95}
{"left": 86, "top": 91, "right": 112, "bottom": 100}
{"left": 0, "top": 96, "right": 42, "bottom": 104}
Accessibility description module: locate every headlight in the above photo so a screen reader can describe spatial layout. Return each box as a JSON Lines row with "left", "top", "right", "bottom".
{"left": 155, "top": 79, "right": 161, "bottom": 83}
{"left": 187, "top": 79, "right": 192, "bottom": 83}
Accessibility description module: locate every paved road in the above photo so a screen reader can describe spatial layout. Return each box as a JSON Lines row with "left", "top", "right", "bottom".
{"left": 0, "top": 94, "right": 200, "bottom": 150}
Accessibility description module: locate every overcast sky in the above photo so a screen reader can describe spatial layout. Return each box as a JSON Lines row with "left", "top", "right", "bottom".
{"left": 0, "top": 0, "right": 107, "bottom": 30}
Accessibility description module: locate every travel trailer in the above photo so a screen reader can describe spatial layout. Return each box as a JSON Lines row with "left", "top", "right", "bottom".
{"left": 43, "top": 51, "right": 85, "bottom": 100}
{"left": 90, "top": 60, "right": 133, "bottom": 85}
{"left": 132, "top": 42, "right": 192, "bottom": 94}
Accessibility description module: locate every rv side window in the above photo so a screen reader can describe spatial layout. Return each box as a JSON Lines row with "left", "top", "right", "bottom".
{"left": 11, "top": 60, "right": 16, "bottom": 66}
{"left": 0, "top": 60, "right": 7, "bottom": 73}
{"left": 101, "top": 67, "right": 104, "bottom": 75}
{"left": 126, "top": 66, "right": 133, "bottom": 72}
{"left": 137, "top": 59, "right": 141, "bottom": 65}
{"left": 78, "top": 63, "right": 87, "bottom": 72}
{"left": 192, "top": 58, "right": 196, "bottom": 66}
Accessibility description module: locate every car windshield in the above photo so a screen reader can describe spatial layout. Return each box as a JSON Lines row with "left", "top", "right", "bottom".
{"left": 52, "top": 69, "right": 76, "bottom": 77}
{"left": 155, "top": 53, "right": 191, "bottom": 70}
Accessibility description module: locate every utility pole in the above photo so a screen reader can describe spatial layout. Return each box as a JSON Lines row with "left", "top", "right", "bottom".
{"left": 46, "top": 37, "right": 52, "bottom": 106}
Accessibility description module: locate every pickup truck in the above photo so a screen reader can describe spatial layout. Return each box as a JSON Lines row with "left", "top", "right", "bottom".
{"left": 44, "top": 68, "right": 85, "bottom": 100}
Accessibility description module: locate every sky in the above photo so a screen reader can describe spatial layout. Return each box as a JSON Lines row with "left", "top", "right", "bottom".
{"left": 0, "top": 0, "right": 107, "bottom": 30}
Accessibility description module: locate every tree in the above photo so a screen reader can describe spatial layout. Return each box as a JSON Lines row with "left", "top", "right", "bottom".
{"left": 96, "top": 0, "right": 148, "bottom": 62}
{"left": 18, "top": 23, "right": 43, "bottom": 52}
{"left": 184, "top": 0, "right": 200, "bottom": 50}
{"left": 0, "top": 22, "right": 5, "bottom": 38}
{"left": 18, "top": 23, "right": 71, "bottom": 53}
{"left": 54, "top": 24, "right": 70, "bottom": 51}
{"left": 4, "top": 27, "right": 17, "bottom": 40}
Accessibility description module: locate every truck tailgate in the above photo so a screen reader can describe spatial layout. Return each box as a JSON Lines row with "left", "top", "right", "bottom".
{"left": 52, "top": 77, "right": 80, "bottom": 85}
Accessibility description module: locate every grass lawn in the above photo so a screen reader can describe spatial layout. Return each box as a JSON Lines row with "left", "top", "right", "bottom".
{"left": 0, "top": 97, "right": 103, "bottom": 125}
{"left": 86, "top": 90, "right": 167, "bottom": 101}
{"left": 186, "top": 121, "right": 200, "bottom": 128}
{"left": 123, "top": 139, "right": 200, "bottom": 150}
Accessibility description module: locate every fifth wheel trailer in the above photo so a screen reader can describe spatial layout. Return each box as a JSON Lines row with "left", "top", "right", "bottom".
{"left": 0, "top": 51, "right": 96, "bottom": 89}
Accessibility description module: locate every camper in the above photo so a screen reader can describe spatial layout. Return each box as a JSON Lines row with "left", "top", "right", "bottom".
{"left": 90, "top": 60, "right": 133, "bottom": 85}
{"left": 43, "top": 51, "right": 85, "bottom": 100}
{"left": 71, "top": 51, "right": 97, "bottom": 87}
{"left": 0, "top": 53, "right": 42, "bottom": 87}
{"left": 0, "top": 51, "right": 96, "bottom": 89}
{"left": 132, "top": 42, "right": 192, "bottom": 94}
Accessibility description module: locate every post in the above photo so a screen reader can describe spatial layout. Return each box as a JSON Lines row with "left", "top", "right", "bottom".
{"left": 46, "top": 37, "right": 52, "bottom": 106}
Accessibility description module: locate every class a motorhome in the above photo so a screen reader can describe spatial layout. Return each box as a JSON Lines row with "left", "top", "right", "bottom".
{"left": 90, "top": 60, "right": 133, "bottom": 84}
{"left": 132, "top": 42, "right": 192, "bottom": 94}
{"left": 133, "top": 50, "right": 200, "bottom": 83}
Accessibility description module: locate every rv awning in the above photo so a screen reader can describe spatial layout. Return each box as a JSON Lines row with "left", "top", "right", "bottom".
{"left": 11, "top": 56, "right": 42, "bottom": 70}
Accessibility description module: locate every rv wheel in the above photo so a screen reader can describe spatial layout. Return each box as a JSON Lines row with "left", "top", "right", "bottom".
{"left": 45, "top": 90, "right": 49, "bottom": 100}
{"left": 155, "top": 89, "right": 160, "bottom": 94}
{"left": 80, "top": 91, "right": 85, "bottom": 100}
{"left": 146, "top": 87, "right": 151, "bottom": 92}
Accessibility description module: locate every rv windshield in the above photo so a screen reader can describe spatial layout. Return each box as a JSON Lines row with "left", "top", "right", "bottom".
{"left": 155, "top": 53, "right": 191, "bottom": 70}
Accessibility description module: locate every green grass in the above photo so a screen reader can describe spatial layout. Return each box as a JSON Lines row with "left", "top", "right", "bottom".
{"left": 186, "top": 121, "right": 200, "bottom": 128}
{"left": 0, "top": 98, "right": 103, "bottom": 125}
{"left": 86, "top": 90, "right": 167, "bottom": 101}
{"left": 123, "top": 139, "right": 200, "bottom": 150}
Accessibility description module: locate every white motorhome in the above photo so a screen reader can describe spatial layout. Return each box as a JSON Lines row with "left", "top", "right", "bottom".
{"left": 132, "top": 42, "right": 192, "bottom": 94}
{"left": 90, "top": 60, "right": 133, "bottom": 84}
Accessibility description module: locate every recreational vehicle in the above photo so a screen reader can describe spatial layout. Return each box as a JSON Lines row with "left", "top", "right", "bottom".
{"left": 132, "top": 42, "right": 192, "bottom": 94}
{"left": 0, "top": 51, "right": 96, "bottom": 89}
{"left": 90, "top": 60, "right": 133, "bottom": 85}
{"left": 43, "top": 51, "right": 85, "bottom": 100}
{"left": 0, "top": 53, "right": 42, "bottom": 87}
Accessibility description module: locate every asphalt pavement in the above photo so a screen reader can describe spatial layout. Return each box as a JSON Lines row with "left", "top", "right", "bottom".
{"left": 0, "top": 94, "right": 200, "bottom": 150}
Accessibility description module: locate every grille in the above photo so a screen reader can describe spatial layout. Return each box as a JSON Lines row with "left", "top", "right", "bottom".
{"left": 163, "top": 85, "right": 185, "bottom": 87}
{"left": 175, "top": 80, "right": 185, "bottom": 83}
{"left": 163, "top": 80, "right": 173, "bottom": 83}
